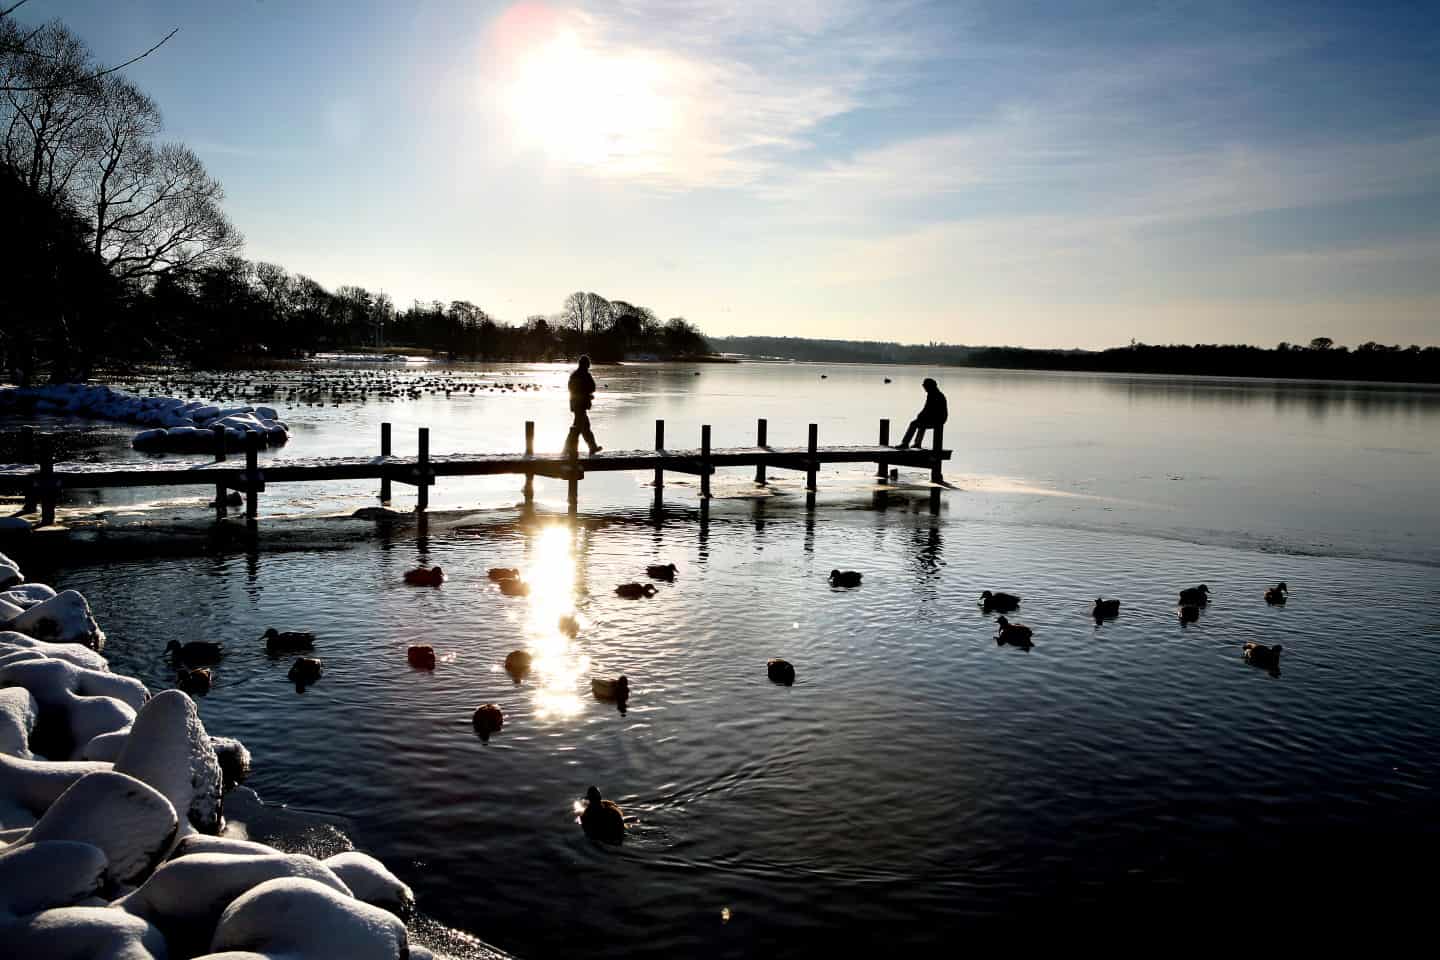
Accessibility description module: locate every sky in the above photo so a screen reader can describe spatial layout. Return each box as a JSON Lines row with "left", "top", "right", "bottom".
{"left": 19, "top": 0, "right": 1440, "bottom": 348}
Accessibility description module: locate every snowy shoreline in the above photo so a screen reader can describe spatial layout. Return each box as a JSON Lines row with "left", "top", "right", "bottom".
{"left": 0, "top": 384, "right": 289, "bottom": 454}
{"left": 0, "top": 549, "right": 443, "bottom": 959}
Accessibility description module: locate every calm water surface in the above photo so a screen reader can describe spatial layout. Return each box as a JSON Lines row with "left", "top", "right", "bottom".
{"left": 9, "top": 363, "right": 1440, "bottom": 954}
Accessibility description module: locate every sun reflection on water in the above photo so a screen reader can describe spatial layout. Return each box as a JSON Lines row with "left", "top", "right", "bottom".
{"left": 523, "top": 524, "right": 587, "bottom": 719}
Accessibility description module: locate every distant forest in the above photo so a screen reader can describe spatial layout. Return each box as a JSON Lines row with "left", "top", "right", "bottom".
{"left": 0, "top": 9, "right": 707, "bottom": 384}
{"left": 715, "top": 336, "right": 1440, "bottom": 384}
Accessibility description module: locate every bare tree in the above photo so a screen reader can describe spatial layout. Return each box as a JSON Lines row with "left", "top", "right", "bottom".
{"left": 562, "top": 290, "right": 610, "bottom": 339}
{"left": 1, "top": 19, "right": 101, "bottom": 198}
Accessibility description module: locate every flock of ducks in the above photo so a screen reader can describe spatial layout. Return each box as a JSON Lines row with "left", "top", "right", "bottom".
{"left": 111, "top": 369, "right": 546, "bottom": 410}
{"left": 164, "top": 627, "right": 323, "bottom": 695}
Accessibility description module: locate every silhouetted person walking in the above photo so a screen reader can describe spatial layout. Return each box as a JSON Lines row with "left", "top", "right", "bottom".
{"left": 565, "top": 355, "right": 602, "bottom": 456}
{"left": 897, "top": 377, "right": 947, "bottom": 448}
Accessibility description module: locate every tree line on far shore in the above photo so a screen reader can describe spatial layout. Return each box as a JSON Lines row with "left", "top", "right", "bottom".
{"left": 0, "top": 7, "right": 708, "bottom": 384}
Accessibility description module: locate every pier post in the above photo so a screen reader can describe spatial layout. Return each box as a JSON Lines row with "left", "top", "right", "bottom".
{"left": 38, "top": 435, "right": 55, "bottom": 527}
{"left": 244, "top": 432, "right": 259, "bottom": 520}
{"left": 20, "top": 426, "right": 36, "bottom": 513}
{"left": 754, "top": 418, "right": 767, "bottom": 485}
{"left": 877, "top": 419, "right": 890, "bottom": 483}
{"left": 213, "top": 425, "right": 228, "bottom": 519}
{"left": 806, "top": 423, "right": 818, "bottom": 491}
{"left": 523, "top": 421, "right": 534, "bottom": 502}
{"left": 379, "top": 422, "right": 392, "bottom": 503}
{"left": 653, "top": 419, "right": 664, "bottom": 509}
{"left": 416, "top": 427, "right": 430, "bottom": 512}
{"left": 930, "top": 425, "right": 944, "bottom": 485}
{"left": 700, "top": 425, "right": 712, "bottom": 499}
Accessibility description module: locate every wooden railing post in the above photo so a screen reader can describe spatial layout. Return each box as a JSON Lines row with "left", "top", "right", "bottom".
{"left": 876, "top": 418, "right": 890, "bottom": 482}
{"left": 930, "top": 424, "right": 944, "bottom": 484}
{"left": 523, "top": 420, "right": 534, "bottom": 502}
{"left": 754, "top": 418, "right": 767, "bottom": 485}
{"left": 37, "top": 434, "right": 55, "bottom": 527}
{"left": 653, "top": 419, "right": 665, "bottom": 506}
{"left": 806, "top": 423, "right": 818, "bottom": 492}
{"left": 416, "top": 427, "right": 430, "bottom": 512}
{"left": 244, "top": 431, "right": 260, "bottom": 520}
{"left": 700, "top": 424, "right": 712, "bottom": 499}
{"left": 213, "top": 424, "right": 228, "bottom": 519}
{"left": 379, "top": 422, "right": 392, "bottom": 503}
{"left": 20, "top": 426, "right": 36, "bottom": 513}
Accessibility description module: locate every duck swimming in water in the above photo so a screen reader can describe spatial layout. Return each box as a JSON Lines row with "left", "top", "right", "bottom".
{"left": 177, "top": 667, "right": 212, "bottom": 695}
{"left": 829, "top": 570, "right": 862, "bottom": 588}
{"left": 979, "top": 590, "right": 1021, "bottom": 613}
{"left": 472, "top": 703, "right": 504, "bottom": 739}
{"left": 767, "top": 658, "right": 796, "bottom": 685}
{"left": 1178, "top": 584, "right": 1210, "bottom": 606}
{"left": 995, "top": 616, "right": 1033, "bottom": 649}
{"left": 580, "top": 786, "right": 626, "bottom": 845}
{"left": 1093, "top": 597, "right": 1121, "bottom": 620}
{"left": 288, "top": 656, "right": 323, "bottom": 688}
{"left": 497, "top": 578, "right": 531, "bottom": 597}
{"left": 403, "top": 566, "right": 444, "bottom": 587}
{"left": 615, "top": 582, "right": 658, "bottom": 599}
{"left": 1264, "top": 582, "right": 1288, "bottom": 605}
{"left": 504, "top": 650, "right": 533, "bottom": 677}
{"left": 558, "top": 614, "right": 580, "bottom": 637}
{"left": 1243, "top": 641, "right": 1283, "bottom": 672}
{"left": 166, "top": 640, "right": 223, "bottom": 667}
{"left": 262, "top": 628, "right": 315, "bottom": 655}
{"left": 646, "top": 563, "right": 677, "bottom": 581}
{"left": 1178, "top": 604, "right": 1201, "bottom": 625}
{"left": 591, "top": 675, "right": 629, "bottom": 702}
{"left": 407, "top": 645, "right": 436, "bottom": 670}
{"left": 487, "top": 567, "right": 520, "bottom": 581}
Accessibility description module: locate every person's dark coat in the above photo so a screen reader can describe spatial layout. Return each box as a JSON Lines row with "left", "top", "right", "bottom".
{"left": 569, "top": 369, "right": 596, "bottom": 413}
{"left": 917, "top": 385, "right": 948, "bottom": 426}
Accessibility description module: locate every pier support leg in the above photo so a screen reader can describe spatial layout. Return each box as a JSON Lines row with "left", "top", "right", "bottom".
{"left": 379, "top": 422, "right": 392, "bottom": 503}
{"left": 567, "top": 473, "right": 578, "bottom": 512}
{"left": 214, "top": 425, "right": 228, "bottom": 519}
{"left": 754, "top": 418, "right": 767, "bottom": 485}
{"left": 653, "top": 419, "right": 664, "bottom": 511}
{"left": 416, "top": 427, "right": 430, "bottom": 513}
{"left": 244, "top": 432, "right": 259, "bottom": 521}
{"left": 38, "top": 435, "right": 55, "bottom": 527}
{"left": 930, "top": 425, "right": 944, "bottom": 485}
{"left": 876, "top": 419, "right": 890, "bottom": 483}
{"left": 523, "top": 421, "right": 534, "bottom": 503}
{"left": 700, "top": 425, "right": 712, "bottom": 499}
{"left": 805, "top": 423, "right": 818, "bottom": 511}
{"left": 21, "top": 426, "right": 36, "bottom": 513}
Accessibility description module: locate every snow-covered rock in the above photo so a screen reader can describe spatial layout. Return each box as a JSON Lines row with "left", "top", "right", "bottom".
{"left": 0, "top": 596, "right": 25, "bottom": 621}
{"left": 0, "top": 752, "right": 110, "bottom": 829}
{"left": 2, "top": 582, "right": 60, "bottom": 607}
{"left": 20, "top": 771, "right": 178, "bottom": 886}
{"left": 114, "top": 691, "right": 223, "bottom": 834}
{"left": 1, "top": 905, "right": 168, "bottom": 959}
{"left": 0, "top": 630, "right": 111, "bottom": 672}
{"left": 81, "top": 726, "right": 131, "bottom": 763}
{"left": 0, "top": 839, "right": 108, "bottom": 915}
{"left": 206, "top": 877, "right": 407, "bottom": 959}
{"left": 169, "top": 835, "right": 276, "bottom": 859}
{"left": 0, "top": 687, "right": 38, "bottom": 758}
{"left": 209, "top": 736, "right": 251, "bottom": 790}
{"left": 322, "top": 851, "right": 414, "bottom": 915}
{"left": 6, "top": 589, "right": 106, "bottom": 649}
{"left": 0, "top": 562, "right": 21, "bottom": 589}
{"left": 0, "top": 656, "right": 140, "bottom": 758}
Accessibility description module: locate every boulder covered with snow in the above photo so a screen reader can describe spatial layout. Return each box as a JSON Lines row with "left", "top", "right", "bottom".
{"left": 0, "top": 561, "right": 21, "bottom": 589}
{"left": 0, "top": 687, "right": 38, "bottom": 758}
{"left": 1, "top": 904, "right": 168, "bottom": 959}
{"left": 114, "top": 690, "right": 223, "bottom": 834}
{"left": 322, "top": 850, "right": 414, "bottom": 915}
{"left": 0, "top": 752, "right": 111, "bottom": 830}
{"left": 19, "top": 770, "right": 179, "bottom": 887}
{"left": 6, "top": 589, "right": 106, "bottom": 649}
{"left": 0, "top": 630, "right": 111, "bottom": 672}
{"left": 0, "top": 840, "right": 108, "bottom": 916}
{"left": 205, "top": 876, "right": 408, "bottom": 960}
{"left": 0, "top": 656, "right": 141, "bottom": 759}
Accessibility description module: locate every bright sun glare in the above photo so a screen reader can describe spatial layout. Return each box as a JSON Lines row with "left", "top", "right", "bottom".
{"left": 491, "top": 3, "right": 675, "bottom": 170}
{"left": 523, "top": 524, "right": 589, "bottom": 719}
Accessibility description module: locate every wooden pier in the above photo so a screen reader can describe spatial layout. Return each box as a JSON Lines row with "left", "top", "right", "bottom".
{"left": 0, "top": 419, "right": 950, "bottom": 524}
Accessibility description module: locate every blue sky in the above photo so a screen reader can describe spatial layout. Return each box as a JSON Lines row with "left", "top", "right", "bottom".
{"left": 24, "top": 0, "right": 1440, "bottom": 347}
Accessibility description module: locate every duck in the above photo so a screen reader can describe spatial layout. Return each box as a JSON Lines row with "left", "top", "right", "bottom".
{"left": 591, "top": 675, "right": 629, "bottom": 701}
{"left": 558, "top": 614, "right": 580, "bottom": 637}
{"left": 615, "top": 582, "right": 658, "bottom": 599}
{"left": 403, "top": 566, "right": 445, "bottom": 587}
{"left": 166, "top": 640, "right": 223, "bottom": 666}
{"left": 1178, "top": 604, "right": 1201, "bottom": 625}
{"left": 829, "top": 570, "right": 862, "bottom": 588}
{"left": 288, "top": 656, "right": 323, "bottom": 687}
{"left": 646, "top": 563, "right": 677, "bottom": 582}
{"left": 888, "top": 468, "right": 899, "bottom": 481}
{"left": 994, "top": 616, "right": 1034, "bottom": 649}
{"left": 767, "top": 658, "right": 796, "bottom": 685}
{"left": 472, "top": 703, "right": 504, "bottom": 739}
{"left": 979, "top": 590, "right": 1021, "bottom": 613}
{"left": 407, "top": 645, "right": 436, "bottom": 669}
{"left": 884, "top": 377, "right": 892, "bottom": 384}
{"left": 1243, "top": 641, "right": 1283, "bottom": 671}
{"left": 497, "top": 578, "right": 531, "bottom": 597}
{"left": 1264, "top": 582, "right": 1288, "bottom": 605}
{"left": 1178, "top": 584, "right": 1210, "bottom": 606}
{"left": 1093, "top": 597, "right": 1121, "bottom": 620}
{"left": 177, "top": 667, "right": 212, "bottom": 695}
{"left": 580, "top": 786, "right": 626, "bottom": 845}
{"left": 487, "top": 567, "right": 520, "bottom": 581}
{"left": 262, "top": 628, "right": 315, "bottom": 654}
{"left": 504, "top": 650, "right": 533, "bottom": 676}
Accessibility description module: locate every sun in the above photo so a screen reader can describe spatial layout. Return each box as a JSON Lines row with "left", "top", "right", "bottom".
{"left": 489, "top": 3, "right": 675, "bottom": 171}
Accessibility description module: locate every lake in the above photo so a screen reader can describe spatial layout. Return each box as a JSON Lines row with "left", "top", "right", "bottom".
{"left": 8, "top": 362, "right": 1440, "bottom": 954}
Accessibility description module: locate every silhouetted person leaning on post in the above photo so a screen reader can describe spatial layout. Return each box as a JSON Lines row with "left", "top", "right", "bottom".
{"left": 565, "top": 355, "right": 602, "bottom": 456}
{"left": 897, "top": 378, "right": 947, "bottom": 449}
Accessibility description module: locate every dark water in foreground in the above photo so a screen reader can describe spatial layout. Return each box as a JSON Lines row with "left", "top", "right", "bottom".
{"left": 8, "top": 364, "right": 1440, "bottom": 953}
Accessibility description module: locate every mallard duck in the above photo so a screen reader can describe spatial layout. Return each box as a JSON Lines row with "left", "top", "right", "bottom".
{"left": 558, "top": 614, "right": 580, "bottom": 637}
{"left": 580, "top": 786, "right": 626, "bottom": 845}
{"left": 979, "top": 590, "right": 1021, "bottom": 612}
{"left": 472, "top": 703, "right": 504, "bottom": 738}
{"left": 403, "top": 566, "right": 444, "bottom": 587}
{"left": 829, "top": 570, "right": 862, "bottom": 588}
{"left": 1093, "top": 597, "right": 1120, "bottom": 619}
{"left": 1178, "top": 604, "right": 1201, "bottom": 625}
{"left": 646, "top": 563, "right": 677, "bottom": 581}
{"left": 1243, "top": 641, "right": 1283, "bottom": 671}
{"left": 615, "top": 582, "right": 658, "bottom": 599}
{"left": 504, "top": 650, "right": 533, "bottom": 676}
{"left": 995, "top": 615, "right": 1033, "bottom": 648}
{"left": 407, "top": 645, "right": 436, "bottom": 669}
{"left": 166, "top": 640, "right": 223, "bottom": 666}
{"left": 591, "top": 675, "right": 629, "bottom": 701}
{"left": 498, "top": 578, "right": 531, "bottom": 597}
{"left": 1264, "top": 582, "right": 1288, "bottom": 605}
{"left": 1178, "top": 584, "right": 1210, "bottom": 606}
{"left": 288, "top": 656, "right": 323, "bottom": 686}
{"left": 262, "top": 628, "right": 315, "bottom": 654}
{"left": 177, "top": 667, "right": 212, "bottom": 695}
{"left": 487, "top": 567, "right": 520, "bottom": 581}
{"left": 767, "top": 658, "right": 796, "bottom": 685}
